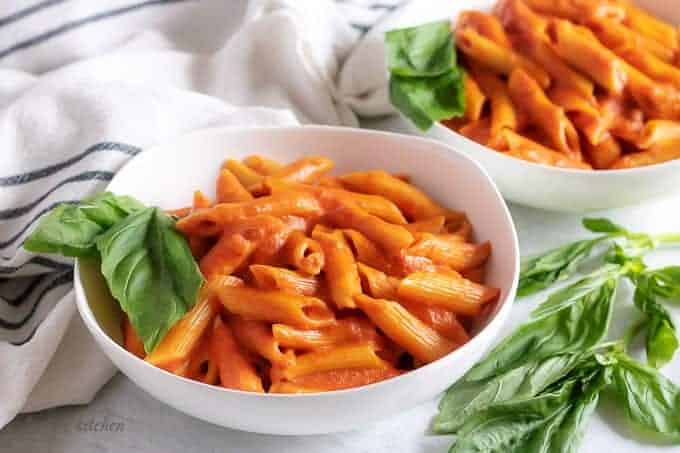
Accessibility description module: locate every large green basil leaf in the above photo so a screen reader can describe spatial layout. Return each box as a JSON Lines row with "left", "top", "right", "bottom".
{"left": 96, "top": 207, "right": 203, "bottom": 353}
{"left": 24, "top": 192, "right": 144, "bottom": 257}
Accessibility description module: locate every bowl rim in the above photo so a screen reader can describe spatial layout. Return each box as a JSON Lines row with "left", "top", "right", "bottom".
{"left": 74, "top": 124, "right": 520, "bottom": 399}
{"left": 429, "top": 122, "right": 680, "bottom": 176}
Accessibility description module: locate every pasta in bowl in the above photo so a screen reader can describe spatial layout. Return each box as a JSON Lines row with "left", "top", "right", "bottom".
{"left": 73, "top": 126, "right": 519, "bottom": 434}
{"left": 386, "top": 0, "right": 680, "bottom": 210}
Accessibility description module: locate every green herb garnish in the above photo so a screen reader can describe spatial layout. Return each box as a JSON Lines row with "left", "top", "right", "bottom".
{"left": 385, "top": 20, "right": 465, "bottom": 131}
{"left": 25, "top": 192, "right": 203, "bottom": 353}
{"left": 436, "top": 217, "right": 680, "bottom": 452}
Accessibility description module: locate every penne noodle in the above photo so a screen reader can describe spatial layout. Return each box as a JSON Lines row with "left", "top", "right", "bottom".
{"left": 502, "top": 129, "right": 592, "bottom": 169}
{"left": 312, "top": 229, "right": 362, "bottom": 309}
{"left": 614, "top": 45, "right": 680, "bottom": 89}
{"left": 548, "top": 85, "right": 604, "bottom": 145}
{"left": 250, "top": 264, "right": 320, "bottom": 296}
{"left": 216, "top": 168, "right": 253, "bottom": 203}
{"left": 404, "top": 216, "right": 446, "bottom": 234}
{"left": 280, "top": 231, "right": 325, "bottom": 275}
{"left": 523, "top": 0, "right": 625, "bottom": 22}
{"left": 184, "top": 331, "right": 219, "bottom": 384}
{"left": 508, "top": 68, "right": 581, "bottom": 159}
{"left": 549, "top": 19, "right": 627, "bottom": 95}
{"left": 269, "top": 381, "right": 324, "bottom": 394}
{"left": 176, "top": 192, "right": 323, "bottom": 236}
{"left": 339, "top": 170, "right": 446, "bottom": 220}
{"left": 355, "top": 294, "right": 457, "bottom": 364}
{"left": 200, "top": 233, "right": 256, "bottom": 280}
{"left": 344, "top": 192, "right": 407, "bottom": 225}
{"left": 407, "top": 232, "right": 491, "bottom": 271}
{"left": 458, "top": 10, "right": 511, "bottom": 47}
{"left": 211, "top": 317, "right": 264, "bottom": 392}
{"left": 123, "top": 317, "right": 146, "bottom": 359}
{"left": 456, "top": 27, "right": 550, "bottom": 88}
{"left": 583, "top": 134, "right": 622, "bottom": 170}
{"left": 588, "top": 16, "right": 675, "bottom": 63}
{"left": 397, "top": 271, "right": 500, "bottom": 316}
{"left": 278, "top": 343, "right": 388, "bottom": 380}
{"left": 275, "top": 156, "right": 334, "bottom": 184}
{"left": 622, "top": 3, "right": 678, "bottom": 51}
{"left": 285, "top": 367, "right": 402, "bottom": 392}
{"left": 321, "top": 196, "right": 414, "bottom": 254}
{"left": 272, "top": 316, "right": 378, "bottom": 350}
{"left": 341, "top": 229, "right": 389, "bottom": 271}
{"left": 637, "top": 120, "right": 680, "bottom": 149}
{"left": 230, "top": 317, "right": 294, "bottom": 367}
{"left": 463, "top": 71, "right": 487, "bottom": 122}
{"left": 211, "top": 277, "right": 336, "bottom": 328}
{"left": 496, "top": 0, "right": 548, "bottom": 37}
{"left": 401, "top": 302, "right": 470, "bottom": 344}
{"left": 192, "top": 190, "right": 212, "bottom": 209}
{"left": 146, "top": 289, "right": 219, "bottom": 368}
{"left": 469, "top": 66, "right": 518, "bottom": 140}
{"left": 611, "top": 140, "right": 680, "bottom": 169}
{"left": 459, "top": 118, "right": 493, "bottom": 147}
{"left": 243, "top": 155, "right": 284, "bottom": 176}
{"left": 357, "top": 262, "right": 400, "bottom": 299}
{"left": 223, "top": 159, "right": 264, "bottom": 192}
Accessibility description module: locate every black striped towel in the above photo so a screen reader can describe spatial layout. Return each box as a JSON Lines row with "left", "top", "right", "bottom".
{"left": 0, "top": 0, "right": 407, "bottom": 429}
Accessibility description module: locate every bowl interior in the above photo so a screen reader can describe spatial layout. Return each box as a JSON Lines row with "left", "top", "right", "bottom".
{"left": 80, "top": 126, "right": 519, "bottom": 366}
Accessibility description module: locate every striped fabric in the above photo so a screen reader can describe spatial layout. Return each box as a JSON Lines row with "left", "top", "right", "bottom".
{"left": 0, "top": 0, "right": 406, "bottom": 425}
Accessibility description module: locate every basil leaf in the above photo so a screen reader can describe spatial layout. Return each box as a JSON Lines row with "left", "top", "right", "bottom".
{"left": 96, "top": 207, "right": 203, "bottom": 353}
{"left": 611, "top": 353, "right": 680, "bottom": 441}
{"left": 634, "top": 274, "right": 679, "bottom": 368}
{"left": 639, "top": 266, "right": 680, "bottom": 303}
{"left": 449, "top": 380, "right": 577, "bottom": 453}
{"left": 582, "top": 218, "right": 628, "bottom": 235}
{"left": 389, "top": 69, "right": 465, "bottom": 131}
{"left": 385, "top": 20, "right": 465, "bottom": 131}
{"left": 435, "top": 353, "right": 582, "bottom": 433}
{"left": 24, "top": 192, "right": 144, "bottom": 257}
{"left": 519, "top": 238, "right": 606, "bottom": 297}
{"left": 466, "top": 270, "right": 618, "bottom": 382}
{"left": 385, "top": 20, "right": 455, "bottom": 77}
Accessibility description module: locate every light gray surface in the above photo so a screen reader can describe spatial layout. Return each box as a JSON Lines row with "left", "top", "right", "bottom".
{"left": 2, "top": 117, "right": 679, "bottom": 452}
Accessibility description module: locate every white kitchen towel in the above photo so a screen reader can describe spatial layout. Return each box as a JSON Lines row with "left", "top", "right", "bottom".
{"left": 0, "top": 0, "right": 405, "bottom": 429}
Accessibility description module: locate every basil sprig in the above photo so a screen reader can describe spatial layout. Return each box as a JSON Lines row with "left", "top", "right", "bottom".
{"left": 385, "top": 20, "right": 465, "bottom": 131}
{"left": 24, "top": 192, "right": 203, "bottom": 353}
{"left": 437, "top": 217, "right": 680, "bottom": 452}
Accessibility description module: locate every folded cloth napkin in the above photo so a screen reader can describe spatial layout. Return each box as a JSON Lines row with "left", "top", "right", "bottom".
{"left": 0, "top": 0, "right": 405, "bottom": 429}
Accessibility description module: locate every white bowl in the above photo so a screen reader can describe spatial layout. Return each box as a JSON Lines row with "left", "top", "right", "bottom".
{"left": 74, "top": 126, "right": 519, "bottom": 435}
{"left": 409, "top": 0, "right": 680, "bottom": 212}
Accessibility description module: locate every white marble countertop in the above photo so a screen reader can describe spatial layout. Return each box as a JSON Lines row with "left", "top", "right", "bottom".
{"left": 2, "top": 117, "right": 679, "bottom": 452}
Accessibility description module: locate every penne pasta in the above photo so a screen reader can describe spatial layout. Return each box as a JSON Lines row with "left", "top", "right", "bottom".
{"left": 502, "top": 129, "right": 592, "bottom": 169}
{"left": 243, "top": 155, "right": 284, "bottom": 176}
{"left": 456, "top": 27, "right": 550, "bottom": 88}
{"left": 176, "top": 192, "right": 323, "bottom": 236}
{"left": 211, "top": 277, "right": 336, "bottom": 328}
{"left": 611, "top": 140, "right": 680, "bottom": 169}
{"left": 312, "top": 229, "right": 362, "bottom": 309}
{"left": 549, "top": 19, "right": 627, "bottom": 95}
{"left": 583, "top": 134, "right": 622, "bottom": 170}
{"left": 250, "top": 264, "right": 320, "bottom": 296}
{"left": 463, "top": 71, "right": 487, "bottom": 122}
{"left": 145, "top": 290, "right": 219, "bottom": 368}
{"left": 272, "top": 316, "right": 378, "bottom": 350}
{"left": 400, "top": 303, "right": 470, "bottom": 344}
{"left": 322, "top": 196, "right": 413, "bottom": 254}
{"left": 341, "top": 229, "right": 388, "bottom": 271}
{"left": 223, "top": 159, "right": 264, "bottom": 192}
{"left": 588, "top": 16, "right": 675, "bottom": 63}
{"left": 278, "top": 343, "right": 388, "bottom": 380}
{"left": 397, "top": 271, "right": 500, "bottom": 316}
{"left": 274, "top": 156, "right": 334, "bottom": 184}
{"left": 637, "top": 120, "right": 680, "bottom": 149}
{"left": 211, "top": 317, "right": 264, "bottom": 392}
{"left": 357, "top": 262, "right": 400, "bottom": 299}
{"left": 469, "top": 66, "right": 518, "bottom": 141}
{"left": 458, "top": 10, "right": 511, "bottom": 47}
{"left": 339, "top": 170, "right": 446, "bottom": 220}
{"left": 548, "top": 85, "right": 604, "bottom": 146}
{"left": 508, "top": 68, "right": 581, "bottom": 159}
{"left": 407, "top": 232, "right": 491, "bottom": 271}
{"left": 200, "top": 233, "right": 255, "bottom": 280}
{"left": 216, "top": 168, "right": 253, "bottom": 203}
{"left": 230, "top": 317, "right": 294, "bottom": 367}
{"left": 622, "top": 2, "right": 678, "bottom": 51}
{"left": 284, "top": 367, "right": 402, "bottom": 392}
{"left": 280, "top": 231, "right": 325, "bottom": 275}
{"left": 404, "top": 216, "right": 446, "bottom": 234}
{"left": 355, "top": 294, "right": 457, "bottom": 364}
